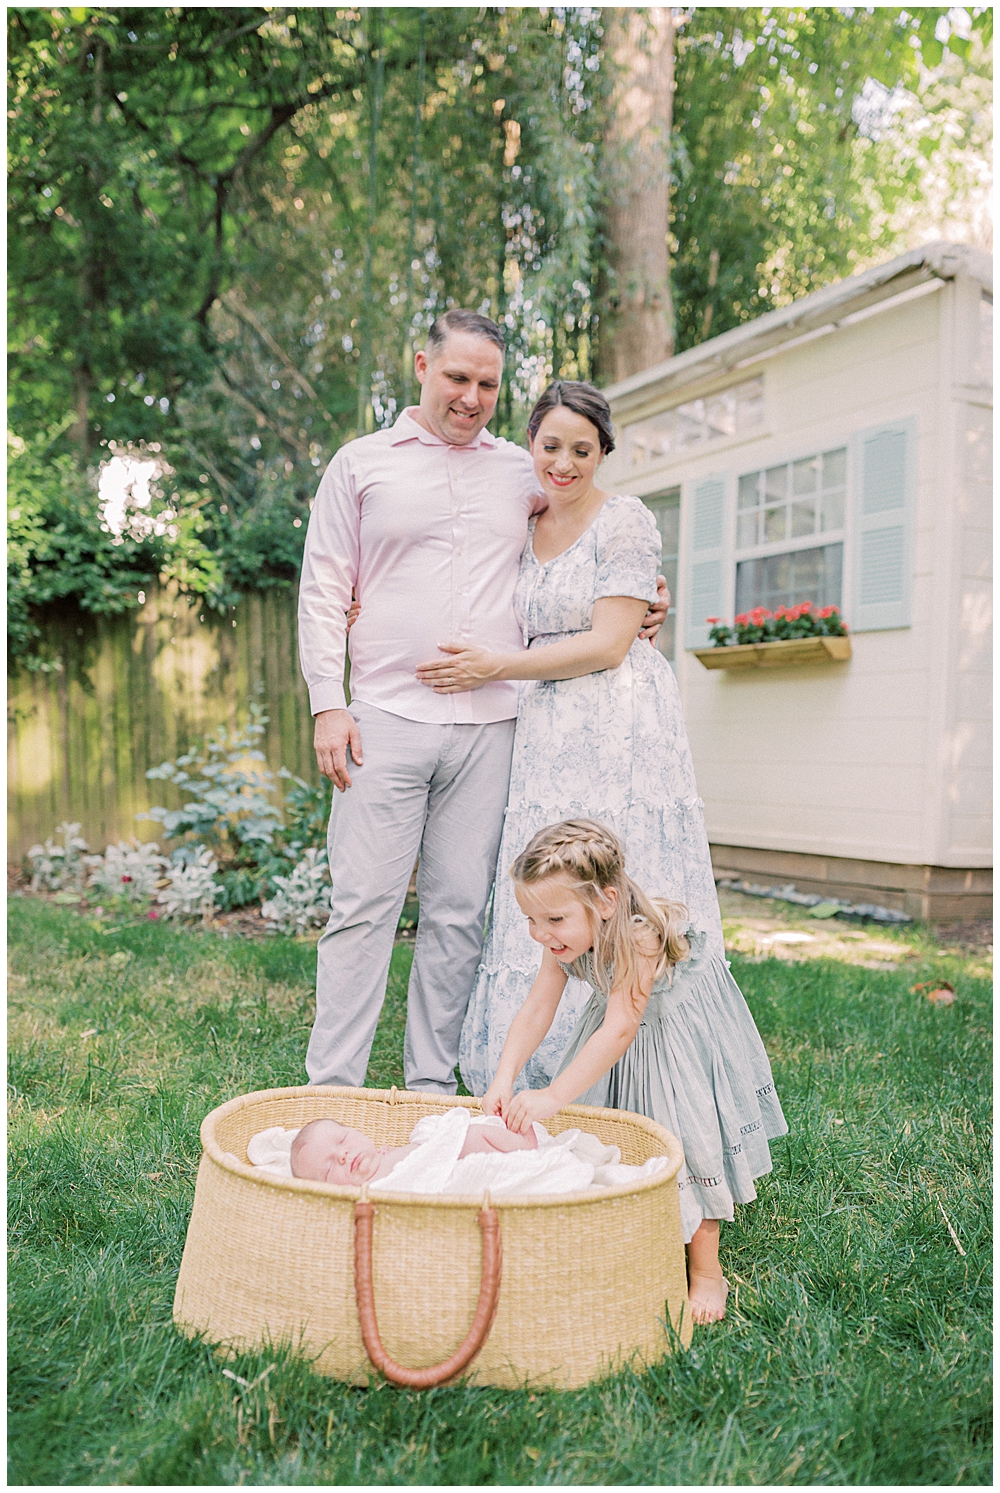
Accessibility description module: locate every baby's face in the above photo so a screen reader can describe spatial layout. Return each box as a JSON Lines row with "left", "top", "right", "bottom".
{"left": 293, "top": 1119, "right": 380, "bottom": 1185}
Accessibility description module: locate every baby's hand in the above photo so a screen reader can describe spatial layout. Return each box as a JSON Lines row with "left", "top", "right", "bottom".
{"left": 504, "top": 1086, "right": 562, "bottom": 1135}
{"left": 480, "top": 1079, "right": 512, "bottom": 1118}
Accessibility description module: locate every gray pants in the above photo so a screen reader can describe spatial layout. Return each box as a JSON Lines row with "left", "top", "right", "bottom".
{"left": 306, "top": 700, "right": 516, "bottom": 1093}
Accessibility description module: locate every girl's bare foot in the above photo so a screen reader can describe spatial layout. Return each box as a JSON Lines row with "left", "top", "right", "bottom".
{"left": 688, "top": 1272, "right": 729, "bottom": 1324}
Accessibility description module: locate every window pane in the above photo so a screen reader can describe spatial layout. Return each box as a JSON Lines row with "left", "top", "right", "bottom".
{"left": 822, "top": 448, "right": 847, "bottom": 488}
{"left": 820, "top": 489, "right": 845, "bottom": 532}
{"left": 705, "top": 392, "right": 735, "bottom": 439}
{"left": 738, "top": 472, "right": 760, "bottom": 509}
{"left": 737, "top": 511, "right": 758, "bottom": 548}
{"left": 676, "top": 401, "right": 704, "bottom": 448}
{"left": 790, "top": 497, "right": 817, "bottom": 536}
{"left": 736, "top": 378, "right": 765, "bottom": 428}
{"left": 764, "top": 505, "right": 787, "bottom": 542}
{"left": 735, "top": 543, "right": 843, "bottom": 614}
{"left": 643, "top": 488, "right": 680, "bottom": 557}
{"left": 658, "top": 501, "right": 680, "bottom": 556}
{"left": 764, "top": 465, "right": 788, "bottom": 501}
{"left": 792, "top": 456, "right": 819, "bottom": 495}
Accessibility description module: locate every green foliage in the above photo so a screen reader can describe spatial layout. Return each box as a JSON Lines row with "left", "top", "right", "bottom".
{"left": 708, "top": 603, "right": 848, "bottom": 647}
{"left": 137, "top": 710, "right": 332, "bottom": 909}
{"left": 8, "top": 5, "right": 988, "bottom": 666}
{"left": 278, "top": 769, "right": 334, "bottom": 858}
{"left": 671, "top": 6, "right": 992, "bottom": 351}
{"left": 7, "top": 899, "right": 991, "bottom": 1484}
{"left": 7, "top": 430, "right": 227, "bottom": 665}
{"left": 141, "top": 705, "right": 284, "bottom": 851}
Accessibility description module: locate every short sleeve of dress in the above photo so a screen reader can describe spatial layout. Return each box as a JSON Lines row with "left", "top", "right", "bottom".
{"left": 593, "top": 496, "right": 660, "bottom": 605}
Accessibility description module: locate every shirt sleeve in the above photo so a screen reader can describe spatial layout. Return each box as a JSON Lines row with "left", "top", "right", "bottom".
{"left": 593, "top": 497, "right": 660, "bottom": 605}
{"left": 297, "top": 447, "right": 361, "bottom": 715}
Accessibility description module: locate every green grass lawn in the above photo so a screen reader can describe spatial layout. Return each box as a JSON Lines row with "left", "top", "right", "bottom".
{"left": 8, "top": 898, "right": 992, "bottom": 1486}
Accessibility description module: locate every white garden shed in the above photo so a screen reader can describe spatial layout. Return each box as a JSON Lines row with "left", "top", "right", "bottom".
{"left": 600, "top": 242, "right": 992, "bottom": 922}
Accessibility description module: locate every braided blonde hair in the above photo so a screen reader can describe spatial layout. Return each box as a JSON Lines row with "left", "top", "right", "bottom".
{"left": 509, "top": 819, "right": 689, "bottom": 1004}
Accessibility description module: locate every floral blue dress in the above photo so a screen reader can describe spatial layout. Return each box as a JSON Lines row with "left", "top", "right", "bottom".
{"left": 459, "top": 494, "right": 725, "bottom": 1096}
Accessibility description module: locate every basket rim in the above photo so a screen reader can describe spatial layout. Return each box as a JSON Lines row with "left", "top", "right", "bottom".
{"left": 200, "top": 1083, "right": 685, "bottom": 1210}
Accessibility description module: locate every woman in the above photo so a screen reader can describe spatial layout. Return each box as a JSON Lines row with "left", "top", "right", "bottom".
{"left": 415, "top": 380, "right": 723, "bottom": 1096}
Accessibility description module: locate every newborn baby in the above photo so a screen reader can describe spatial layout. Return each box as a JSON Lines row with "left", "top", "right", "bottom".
{"left": 247, "top": 1107, "right": 671, "bottom": 1197}
{"left": 291, "top": 1115, "right": 538, "bottom": 1186}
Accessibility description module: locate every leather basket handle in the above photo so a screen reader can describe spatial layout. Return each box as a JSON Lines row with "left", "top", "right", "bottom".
{"left": 353, "top": 1199, "right": 502, "bottom": 1389}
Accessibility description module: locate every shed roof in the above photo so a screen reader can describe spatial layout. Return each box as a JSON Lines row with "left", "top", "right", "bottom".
{"left": 603, "top": 241, "right": 992, "bottom": 416}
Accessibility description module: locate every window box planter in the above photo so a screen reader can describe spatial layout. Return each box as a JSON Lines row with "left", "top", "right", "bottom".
{"left": 693, "top": 635, "right": 852, "bottom": 670}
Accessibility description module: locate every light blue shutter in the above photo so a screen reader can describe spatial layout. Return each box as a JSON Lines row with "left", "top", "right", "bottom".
{"left": 684, "top": 473, "right": 732, "bottom": 650}
{"left": 849, "top": 417, "right": 916, "bottom": 632}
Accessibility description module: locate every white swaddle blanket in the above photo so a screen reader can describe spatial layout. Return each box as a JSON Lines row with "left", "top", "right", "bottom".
{"left": 246, "top": 1107, "right": 672, "bottom": 1197}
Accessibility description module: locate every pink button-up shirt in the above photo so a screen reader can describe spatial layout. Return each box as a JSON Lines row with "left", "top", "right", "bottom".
{"left": 298, "top": 409, "right": 541, "bottom": 725}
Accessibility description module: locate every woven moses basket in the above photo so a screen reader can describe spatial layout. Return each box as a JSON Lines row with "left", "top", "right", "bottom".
{"left": 173, "top": 1084, "right": 692, "bottom": 1390}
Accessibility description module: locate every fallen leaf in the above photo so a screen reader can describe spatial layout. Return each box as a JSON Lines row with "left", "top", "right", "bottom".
{"left": 808, "top": 902, "right": 841, "bottom": 919}
{"left": 911, "top": 980, "right": 956, "bottom": 1004}
{"left": 525, "top": 1447, "right": 540, "bottom": 1461}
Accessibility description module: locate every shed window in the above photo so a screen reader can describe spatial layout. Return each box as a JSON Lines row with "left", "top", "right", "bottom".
{"left": 735, "top": 543, "right": 843, "bottom": 614}
{"left": 733, "top": 447, "right": 846, "bottom": 612}
{"left": 642, "top": 486, "right": 680, "bottom": 661}
{"left": 623, "top": 376, "right": 764, "bottom": 472}
{"left": 682, "top": 420, "right": 914, "bottom": 650}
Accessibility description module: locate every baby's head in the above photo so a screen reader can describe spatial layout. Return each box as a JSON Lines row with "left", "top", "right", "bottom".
{"left": 290, "top": 1118, "right": 381, "bottom": 1186}
{"left": 509, "top": 819, "right": 689, "bottom": 995}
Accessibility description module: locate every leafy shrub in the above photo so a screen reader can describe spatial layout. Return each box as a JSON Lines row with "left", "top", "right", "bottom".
{"left": 26, "top": 822, "right": 90, "bottom": 892}
{"left": 260, "top": 848, "right": 332, "bottom": 935}
{"left": 86, "top": 840, "right": 168, "bottom": 900}
{"left": 278, "top": 769, "right": 333, "bottom": 857}
{"left": 216, "top": 865, "right": 268, "bottom": 911}
{"left": 140, "top": 704, "right": 283, "bottom": 851}
{"left": 156, "top": 846, "right": 224, "bottom": 920}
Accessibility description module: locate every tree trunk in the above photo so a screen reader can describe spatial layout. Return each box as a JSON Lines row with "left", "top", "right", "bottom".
{"left": 356, "top": 11, "right": 384, "bottom": 436}
{"left": 598, "top": 7, "right": 675, "bottom": 384}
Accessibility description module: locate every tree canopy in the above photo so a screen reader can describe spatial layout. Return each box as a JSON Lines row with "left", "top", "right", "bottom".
{"left": 8, "top": 5, "right": 991, "bottom": 667}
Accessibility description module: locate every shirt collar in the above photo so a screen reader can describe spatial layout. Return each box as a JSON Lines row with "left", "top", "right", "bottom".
{"left": 390, "top": 407, "right": 498, "bottom": 450}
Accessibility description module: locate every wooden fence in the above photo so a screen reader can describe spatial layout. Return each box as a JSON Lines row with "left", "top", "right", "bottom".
{"left": 7, "top": 587, "right": 320, "bottom": 862}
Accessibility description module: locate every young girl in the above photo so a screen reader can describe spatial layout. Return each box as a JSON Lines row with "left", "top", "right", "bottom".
{"left": 481, "top": 818, "right": 788, "bottom": 1325}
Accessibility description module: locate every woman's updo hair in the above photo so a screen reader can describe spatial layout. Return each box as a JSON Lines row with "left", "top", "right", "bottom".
{"left": 526, "top": 380, "right": 616, "bottom": 455}
{"left": 509, "top": 818, "right": 689, "bottom": 1005}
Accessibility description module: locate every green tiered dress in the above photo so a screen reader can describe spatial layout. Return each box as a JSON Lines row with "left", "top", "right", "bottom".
{"left": 557, "top": 926, "right": 788, "bottom": 1242}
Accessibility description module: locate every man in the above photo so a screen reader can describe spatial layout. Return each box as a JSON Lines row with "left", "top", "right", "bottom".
{"left": 298, "top": 308, "right": 664, "bottom": 1093}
